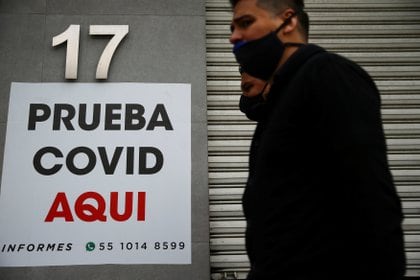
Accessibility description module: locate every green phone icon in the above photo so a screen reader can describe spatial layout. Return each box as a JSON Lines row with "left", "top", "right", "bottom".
{"left": 86, "top": 242, "right": 95, "bottom": 252}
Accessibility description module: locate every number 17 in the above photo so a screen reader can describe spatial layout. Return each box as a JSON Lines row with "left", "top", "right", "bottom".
{"left": 52, "top": 24, "right": 129, "bottom": 80}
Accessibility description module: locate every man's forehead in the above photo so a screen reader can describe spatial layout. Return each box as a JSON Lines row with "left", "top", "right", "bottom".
{"left": 231, "top": 0, "right": 269, "bottom": 21}
{"left": 232, "top": 0, "right": 259, "bottom": 16}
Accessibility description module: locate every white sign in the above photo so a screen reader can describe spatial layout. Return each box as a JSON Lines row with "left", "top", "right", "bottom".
{"left": 0, "top": 83, "right": 191, "bottom": 266}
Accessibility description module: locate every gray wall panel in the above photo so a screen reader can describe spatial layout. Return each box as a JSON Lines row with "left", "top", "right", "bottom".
{"left": 46, "top": 0, "right": 205, "bottom": 16}
{"left": 0, "top": 1, "right": 209, "bottom": 279}
{"left": 0, "top": 82, "right": 11, "bottom": 124}
{"left": 0, "top": 15, "right": 44, "bottom": 82}
{"left": 0, "top": 123, "right": 5, "bottom": 183}
{"left": 43, "top": 15, "right": 206, "bottom": 83}
{"left": 0, "top": 0, "right": 46, "bottom": 14}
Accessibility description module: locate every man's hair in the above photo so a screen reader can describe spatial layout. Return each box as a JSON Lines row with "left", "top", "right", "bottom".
{"left": 230, "top": 0, "right": 309, "bottom": 39}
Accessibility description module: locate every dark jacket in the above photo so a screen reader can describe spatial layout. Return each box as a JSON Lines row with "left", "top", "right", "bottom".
{"left": 243, "top": 44, "right": 406, "bottom": 279}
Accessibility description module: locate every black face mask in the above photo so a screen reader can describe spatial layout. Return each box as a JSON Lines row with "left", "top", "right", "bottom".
{"left": 239, "top": 94, "right": 266, "bottom": 121}
{"left": 239, "top": 82, "right": 269, "bottom": 121}
{"left": 233, "top": 14, "right": 300, "bottom": 81}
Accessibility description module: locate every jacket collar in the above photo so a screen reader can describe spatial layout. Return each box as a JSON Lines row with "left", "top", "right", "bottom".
{"left": 262, "top": 44, "right": 326, "bottom": 111}
{"left": 244, "top": 44, "right": 326, "bottom": 123}
{"left": 272, "top": 44, "right": 325, "bottom": 87}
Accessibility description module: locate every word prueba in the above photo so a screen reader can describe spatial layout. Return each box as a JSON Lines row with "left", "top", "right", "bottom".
{"left": 28, "top": 103, "right": 173, "bottom": 131}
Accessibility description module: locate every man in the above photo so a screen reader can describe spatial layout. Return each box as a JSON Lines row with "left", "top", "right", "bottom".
{"left": 238, "top": 68, "right": 271, "bottom": 120}
{"left": 229, "top": 0, "right": 406, "bottom": 279}
{"left": 240, "top": 68, "right": 270, "bottom": 98}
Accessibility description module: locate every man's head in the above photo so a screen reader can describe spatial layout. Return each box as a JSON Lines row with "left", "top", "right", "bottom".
{"left": 229, "top": 0, "right": 309, "bottom": 43}
{"left": 240, "top": 70, "right": 271, "bottom": 98}
{"left": 238, "top": 69, "right": 271, "bottom": 121}
{"left": 230, "top": 0, "right": 309, "bottom": 80}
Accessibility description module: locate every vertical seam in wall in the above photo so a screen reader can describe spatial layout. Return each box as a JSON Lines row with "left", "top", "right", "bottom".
{"left": 41, "top": 0, "right": 47, "bottom": 81}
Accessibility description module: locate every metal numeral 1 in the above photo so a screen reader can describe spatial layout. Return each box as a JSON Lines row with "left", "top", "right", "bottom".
{"left": 52, "top": 25, "right": 80, "bottom": 80}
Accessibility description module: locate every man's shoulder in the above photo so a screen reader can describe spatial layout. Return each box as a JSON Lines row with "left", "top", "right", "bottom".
{"left": 300, "top": 47, "right": 368, "bottom": 81}
{"left": 304, "top": 48, "right": 354, "bottom": 71}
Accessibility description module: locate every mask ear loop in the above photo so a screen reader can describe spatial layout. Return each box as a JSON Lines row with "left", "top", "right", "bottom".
{"left": 284, "top": 42, "right": 305, "bottom": 47}
{"left": 246, "top": 12, "right": 302, "bottom": 100}
{"left": 274, "top": 12, "right": 296, "bottom": 34}
{"left": 279, "top": 12, "right": 305, "bottom": 49}
{"left": 263, "top": 13, "right": 305, "bottom": 100}
{"left": 259, "top": 81, "right": 270, "bottom": 100}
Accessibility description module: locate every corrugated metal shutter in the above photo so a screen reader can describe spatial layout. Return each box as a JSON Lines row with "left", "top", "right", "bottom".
{"left": 206, "top": 0, "right": 420, "bottom": 279}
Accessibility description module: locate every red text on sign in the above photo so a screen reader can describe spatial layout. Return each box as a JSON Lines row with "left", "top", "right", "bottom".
{"left": 44, "top": 191, "right": 146, "bottom": 222}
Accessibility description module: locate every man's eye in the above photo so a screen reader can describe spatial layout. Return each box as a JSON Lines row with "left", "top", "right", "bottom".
{"left": 239, "top": 19, "right": 253, "bottom": 29}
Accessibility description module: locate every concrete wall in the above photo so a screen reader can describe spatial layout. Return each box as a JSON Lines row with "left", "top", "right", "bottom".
{"left": 0, "top": 0, "right": 209, "bottom": 279}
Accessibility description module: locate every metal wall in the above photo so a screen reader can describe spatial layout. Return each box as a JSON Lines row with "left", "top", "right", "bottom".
{"left": 206, "top": 0, "right": 420, "bottom": 279}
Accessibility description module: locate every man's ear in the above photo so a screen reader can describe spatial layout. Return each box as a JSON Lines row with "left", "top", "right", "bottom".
{"left": 280, "top": 8, "right": 298, "bottom": 35}
{"left": 284, "top": 17, "right": 298, "bottom": 34}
